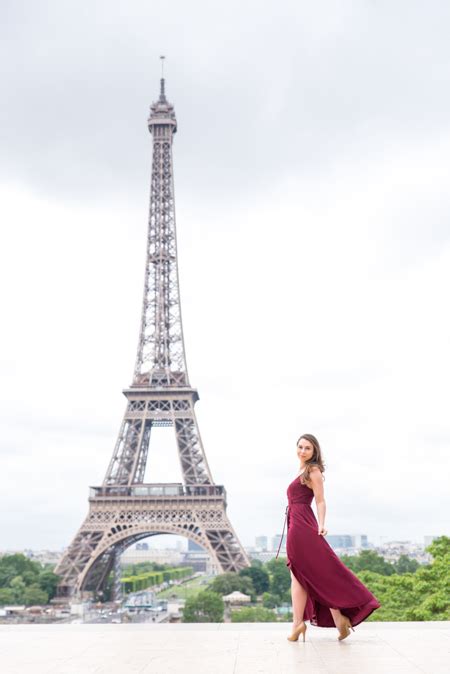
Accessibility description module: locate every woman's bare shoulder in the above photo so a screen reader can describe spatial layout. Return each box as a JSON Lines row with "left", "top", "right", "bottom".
{"left": 309, "top": 465, "right": 322, "bottom": 475}
{"left": 309, "top": 466, "right": 324, "bottom": 481}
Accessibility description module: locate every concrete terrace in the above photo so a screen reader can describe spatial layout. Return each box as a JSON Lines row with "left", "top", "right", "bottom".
{"left": 0, "top": 622, "right": 448, "bottom": 674}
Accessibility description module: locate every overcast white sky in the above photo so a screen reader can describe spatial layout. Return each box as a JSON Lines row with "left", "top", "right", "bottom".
{"left": 1, "top": 0, "right": 449, "bottom": 552}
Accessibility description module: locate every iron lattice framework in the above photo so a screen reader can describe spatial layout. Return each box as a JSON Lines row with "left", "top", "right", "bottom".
{"left": 55, "top": 78, "right": 250, "bottom": 598}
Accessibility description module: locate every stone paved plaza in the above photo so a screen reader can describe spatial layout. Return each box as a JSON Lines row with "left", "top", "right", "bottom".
{"left": 0, "top": 621, "right": 448, "bottom": 674}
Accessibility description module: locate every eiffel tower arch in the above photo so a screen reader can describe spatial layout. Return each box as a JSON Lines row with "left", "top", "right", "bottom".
{"left": 55, "top": 73, "right": 250, "bottom": 598}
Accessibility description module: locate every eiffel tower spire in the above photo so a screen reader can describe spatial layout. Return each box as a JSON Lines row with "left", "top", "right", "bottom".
{"left": 54, "top": 71, "right": 250, "bottom": 599}
{"left": 134, "top": 75, "right": 187, "bottom": 388}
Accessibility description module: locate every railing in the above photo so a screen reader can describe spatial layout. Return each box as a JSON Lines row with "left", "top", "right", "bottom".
{"left": 89, "top": 483, "right": 225, "bottom": 499}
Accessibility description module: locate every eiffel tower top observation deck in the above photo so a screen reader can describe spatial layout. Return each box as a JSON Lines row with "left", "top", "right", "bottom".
{"left": 134, "top": 75, "right": 188, "bottom": 388}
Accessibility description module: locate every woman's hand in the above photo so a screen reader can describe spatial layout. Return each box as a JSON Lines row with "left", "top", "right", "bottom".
{"left": 318, "top": 525, "right": 328, "bottom": 536}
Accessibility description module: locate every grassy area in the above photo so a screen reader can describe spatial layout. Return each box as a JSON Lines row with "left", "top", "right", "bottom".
{"left": 156, "top": 574, "right": 214, "bottom": 601}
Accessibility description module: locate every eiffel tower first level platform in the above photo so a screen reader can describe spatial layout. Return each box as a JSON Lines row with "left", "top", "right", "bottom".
{"left": 56, "top": 387, "right": 250, "bottom": 597}
{"left": 55, "top": 72, "right": 250, "bottom": 598}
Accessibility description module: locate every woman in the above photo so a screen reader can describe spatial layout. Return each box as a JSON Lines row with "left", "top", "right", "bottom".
{"left": 285, "top": 433, "right": 381, "bottom": 642}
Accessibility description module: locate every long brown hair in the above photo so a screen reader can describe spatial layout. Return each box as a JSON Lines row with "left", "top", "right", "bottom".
{"left": 297, "top": 433, "right": 326, "bottom": 485}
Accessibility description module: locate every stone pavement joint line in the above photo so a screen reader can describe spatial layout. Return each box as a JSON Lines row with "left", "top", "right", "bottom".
{"left": 0, "top": 622, "right": 448, "bottom": 674}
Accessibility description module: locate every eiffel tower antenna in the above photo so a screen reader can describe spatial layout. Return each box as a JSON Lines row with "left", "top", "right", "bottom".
{"left": 55, "top": 68, "right": 250, "bottom": 599}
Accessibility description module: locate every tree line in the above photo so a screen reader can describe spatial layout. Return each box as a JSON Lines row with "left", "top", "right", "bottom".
{"left": 182, "top": 536, "right": 449, "bottom": 622}
{"left": 1, "top": 536, "right": 447, "bottom": 621}
{"left": 0, "top": 554, "right": 59, "bottom": 606}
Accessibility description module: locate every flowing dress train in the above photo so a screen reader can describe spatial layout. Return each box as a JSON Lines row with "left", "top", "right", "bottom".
{"left": 285, "top": 475, "right": 381, "bottom": 627}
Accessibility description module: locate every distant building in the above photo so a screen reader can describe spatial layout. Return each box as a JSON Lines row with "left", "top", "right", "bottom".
{"left": 121, "top": 547, "right": 183, "bottom": 566}
{"left": 21, "top": 549, "right": 62, "bottom": 568}
{"left": 374, "top": 540, "right": 432, "bottom": 565}
{"left": 326, "top": 535, "right": 368, "bottom": 551}
{"left": 424, "top": 536, "right": 439, "bottom": 548}
{"left": 327, "top": 535, "right": 353, "bottom": 550}
{"left": 183, "top": 551, "right": 215, "bottom": 574}
{"left": 352, "top": 535, "right": 368, "bottom": 549}
{"left": 272, "top": 534, "right": 286, "bottom": 553}
{"left": 247, "top": 550, "right": 281, "bottom": 563}
{"left": 255, "top": 536, "right": 268, "bottom": 551}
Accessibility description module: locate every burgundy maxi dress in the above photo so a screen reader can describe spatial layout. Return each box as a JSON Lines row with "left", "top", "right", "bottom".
{"left": 285, "top": 474, "right": 381, "bottom": 627}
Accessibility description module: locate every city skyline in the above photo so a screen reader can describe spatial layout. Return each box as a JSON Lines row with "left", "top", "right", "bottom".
{"left": 1, "top": 1, "right": 449, "bottom": 551}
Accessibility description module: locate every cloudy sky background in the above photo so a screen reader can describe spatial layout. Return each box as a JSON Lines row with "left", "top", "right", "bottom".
{"left": 1, "top": 0, "right": 449, "bottom": 551}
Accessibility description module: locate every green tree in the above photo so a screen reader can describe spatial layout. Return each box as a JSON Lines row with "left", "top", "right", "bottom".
{"left": 262, "top": 592, "right": 281, "bottom": 609}
{"left": 231, "top": 607, "right": 276, "bottom": 622}
{"left": 393, "top": 555, "right": 420, "bottom": 575}
{"left": 238, "top": 575, "right": 256, "bottom": 600}
{"left": 0, "top": 554, "right": 39, "bottom": 587}
{"left": 23, "top": 585, "right": 48, "bottom": 606}
{"left": 0, "top": 555, "right": 60, "bottom": 605}
{"left": 265, "top": 558, "right": 291, "bottom": 596}
{"left": 239, "top": 565, "right": 270, "bottom": 595}
{"left": 426, "top": 535, "right": 449, "bottom": 560}
{"left": 340, "top": 550, "right": 395, "bottom": 576}
{"left": 0, "top": 588, "right": 15, "bottom": 605}
{"left": 37, "top": 569, "right": 59, "bottom": 600}
{"left": 9, "top": 576, "right": 26, "bottom": 603}
{"left": 354, "top": 536, "right": 450, "bottom": 622}
{"left": 182, "top": 590, "right": 224, "bottom": 622}
{"left": 122, "top": 561, "right": 168, "bottom": 575}
{"left": 208, "top": 572, "right": 255, "bottom": 599}
{"left": 249, "top": 559, "right": 264, "bottom": 568}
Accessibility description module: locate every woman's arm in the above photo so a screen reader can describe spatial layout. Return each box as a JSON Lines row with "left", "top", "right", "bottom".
{"left": 309, "top": 467, "right": 327, "bottom": 536}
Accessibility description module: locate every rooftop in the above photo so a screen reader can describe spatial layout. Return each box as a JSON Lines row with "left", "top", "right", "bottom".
{"left": 0, "top": 621, "right": 448, "bottom": 674}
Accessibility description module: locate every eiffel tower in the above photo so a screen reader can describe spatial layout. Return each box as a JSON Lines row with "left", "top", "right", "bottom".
{"left": 55, "top": 71, "right": 250, "bottom": 599}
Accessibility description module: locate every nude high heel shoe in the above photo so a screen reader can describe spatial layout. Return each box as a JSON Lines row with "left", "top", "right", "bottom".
{"left": 287, "top": 620, "right": 307, "bottom": 642}
{"left": 337, "top": 616, "right": 355, "bottom": 641}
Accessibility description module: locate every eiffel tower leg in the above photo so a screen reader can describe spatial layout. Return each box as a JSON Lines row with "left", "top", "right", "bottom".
{"left": 204, "top": 522, "right": 251, "bottom": 572}
{"left": 175, "top": 412, "right": 212, "bottom": 484}
{"left": 173, "top": 409, "right": 250, "bottom": 572}
{"left": 92, "top": 549, "right": 115, "bottom": 599}
{"left": 112, "top": 547, "right": 123, "bottom": 602}
{"left": 54, "top": 522, "right": 105, "bottom": 599}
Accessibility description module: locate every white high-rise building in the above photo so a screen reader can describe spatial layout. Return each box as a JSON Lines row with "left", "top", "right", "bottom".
{"left": 272, "top": 534, "right": 286, "bottom": 553}
{"left": 255, "top": 536, "right": 268, "bottom": 551}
